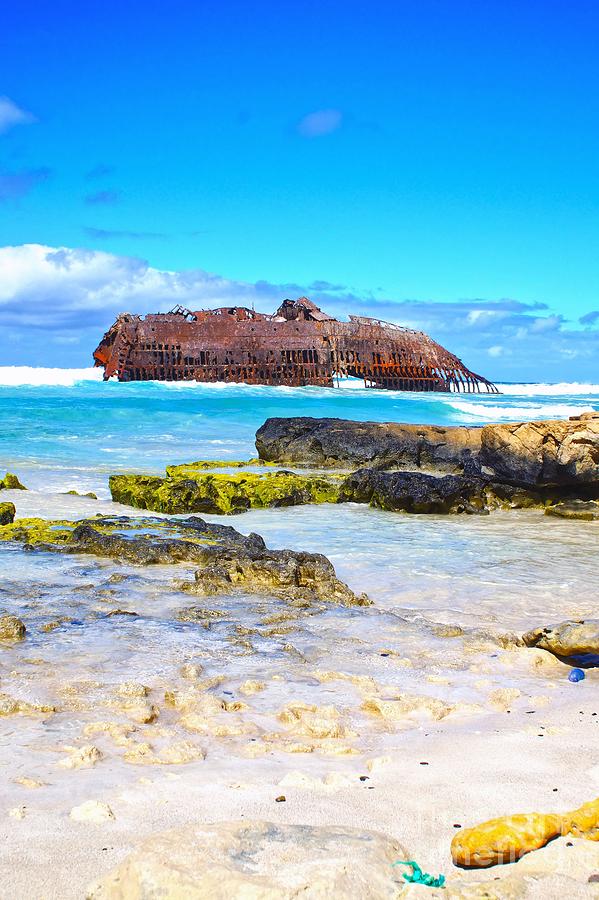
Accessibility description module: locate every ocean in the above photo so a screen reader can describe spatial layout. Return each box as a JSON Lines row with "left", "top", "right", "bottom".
{"left": 0, "top": 366, "right": 597, "bottom": 495}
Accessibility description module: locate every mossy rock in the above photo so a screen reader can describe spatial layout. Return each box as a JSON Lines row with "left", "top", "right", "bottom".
{"left": 65, "top": 490, "right": 99, "bottom": 500}
{"left": 0, "top": 502, "right": 16, "bottom": 525}
{"left": 110, "top": 470, "right": 343, "bottom": 515}
{"left": 0, "top": 472, "right": 27, "bottom": 491}
{"left": 166, "top": 459, "right": 277, "bottom": 476}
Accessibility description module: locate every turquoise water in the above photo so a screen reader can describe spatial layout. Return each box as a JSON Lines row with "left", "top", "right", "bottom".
{"left": 1, "top": 369, "right": 597, "bottom": 493}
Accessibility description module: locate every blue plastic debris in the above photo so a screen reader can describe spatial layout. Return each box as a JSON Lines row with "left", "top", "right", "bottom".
{"left": 392, "top": 860, "right": 446, "bottom": 888}
{"left": 568, "top": 668, "right": 586, "bottom": 683}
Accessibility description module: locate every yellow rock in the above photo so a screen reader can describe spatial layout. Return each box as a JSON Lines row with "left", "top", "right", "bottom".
{"left": 451, "top": 813, "right": 563, "bottom": 868}
{"left": 565, "top": 798, "right": 599, "bottom": 840}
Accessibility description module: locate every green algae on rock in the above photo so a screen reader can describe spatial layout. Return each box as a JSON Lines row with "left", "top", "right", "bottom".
{"left": 0, "top": 502, "right": 16, "bottom": 525}
{"left": 110, "top": 468, "right": 343, "bottom": 515}
{"left": 0, "top": 472, "right": 27, "bottom": 491}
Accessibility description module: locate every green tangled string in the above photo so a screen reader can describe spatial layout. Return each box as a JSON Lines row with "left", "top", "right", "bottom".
{"left": 392, "top": 860, "right": 446, "bottom": 888}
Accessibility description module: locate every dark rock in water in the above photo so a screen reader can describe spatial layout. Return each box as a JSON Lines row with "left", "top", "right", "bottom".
{"left": 186, "top": 545, "right": 370, "bottom": 607}
{"left": 479, "top": 413, "right": 599, "bottom": 488}
{"left": 545, "top": 500, "right": 599, "bottom": 521}
{"left": 338, "top": 470, "right": 490, "bottom": 514}
{"left": 338, "top": 470, "right": 547, "bottom": 515}
{"left": 256, "top": 413, "right": 599, "bottom": 492}
{"left": 0, "top": 502, "right": 16, "bottom": 525}
{"left": 0, "top": 514, "right": 366, "bottom": 607}
{"left": 523, "top": 620, "right": 599, "bottom": 667}
{"left": 255, "top": 417, "right": 482, "bottom": 473}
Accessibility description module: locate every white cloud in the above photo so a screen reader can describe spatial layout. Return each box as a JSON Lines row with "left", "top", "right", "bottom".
{"left": 487, "top": 345, "right": 504, "bottom": 357}
{"left": 0, "top": 244, "right": 279, "bottom": 329}
{"left": 297, "top": 109, "right": 343, "bottom": 138}
{"left": 0, "top": 96, "right": 35, "bottom": 134}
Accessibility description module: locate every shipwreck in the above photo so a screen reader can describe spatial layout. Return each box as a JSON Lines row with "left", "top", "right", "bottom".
{"left": 93, "top": 297, "right": 498, "bottom": 393}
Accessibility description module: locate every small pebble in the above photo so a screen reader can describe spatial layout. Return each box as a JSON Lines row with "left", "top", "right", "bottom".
{"left": 359, "top": 775, "right": 369, "bottom": 782}
{"left": 420, "top": 761, "right": 429, "bottom": 766}
{"left": 275, "top": 795, "right": 286, "bottom": 803}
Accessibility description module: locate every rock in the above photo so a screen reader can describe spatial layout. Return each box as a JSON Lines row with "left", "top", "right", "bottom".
{"left": 187, "top": 545, "right": 369, "bottom": 607}
{"left": 87, "top": 819, "right": 408, "bottom": 899}
{"left": 362, "top": 694, "right": 454, "bottom": 722}
{"left": 479, "top": 413, "right": 599, "bottom": 488}
{"left": 58, "top": 745, "right": 104, "bottom": 769}
{"left": 277, "top": 702, "right": 350, "bottom": 739}
{"left": 523, "top": 620, "right": 599, "bottom": 666}
{"left": 0, "top": 514, "right": 367, "bottom": 607}
{"left": 0, "top": 692, "right": 55, "bottom": 716}
{"left": 65, "top": 490, "right": 98, "bottom": 499}
{"left": 545, "top": 500, "right": 599, "bottom": 521}
{"left": 256, "top": 417, "right": 482, "bottom": 472}
{"left": 0, "top": 472, "right": 27, "bottom": 490}
{"left": 338, "top": 470, "right": 492, "bottom": 514}
{"left": 70, "top": 800, "right": 115, "bottom": 823}
{"left": 451, "top": 813, "right": 564, "bottom": 867}
{"left": 14, "top": 777, "right": 46, "bottom": 789}
{"left": 109, "top": 469, "right": 342, "bottom": 515}
{"left": 8, "top": 806, "right": 27, "bottom": 819}
{"left": 565, "top": 798, "right": 599, "bottom": 840}
{"left": 0, "top": 502, "right": 15, "bottom": 525}
{"left": 0, "top": 614, "right": 26, "bottom": 640}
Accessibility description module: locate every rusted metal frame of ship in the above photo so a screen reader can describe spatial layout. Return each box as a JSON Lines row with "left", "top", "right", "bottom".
{"left": 93, "top": 297, "right": 498, "bottom": 393}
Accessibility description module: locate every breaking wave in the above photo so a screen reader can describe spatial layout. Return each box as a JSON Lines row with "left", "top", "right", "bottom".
{"left": 0, "top": 366, "right": 103, "bottom": 387}
{"left": 497, "top": 382, "right": 599, "bottom": 396}
{"left": 447, "top": 399, "right": 596, "bottom": 422}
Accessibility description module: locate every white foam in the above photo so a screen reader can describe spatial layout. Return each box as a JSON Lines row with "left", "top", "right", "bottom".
{"left": 0, "top": 366, "right": 103, "bottom": 387}
{"left": 497, "top": 382, "right": 599, "bottom": 396}
{"left": 448, "top": 399, "right": 595, "bottom": 421}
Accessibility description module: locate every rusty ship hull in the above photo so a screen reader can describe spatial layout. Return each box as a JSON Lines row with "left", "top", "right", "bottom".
{"left": 93, "top": 298, "right": 498, "bottom": 393}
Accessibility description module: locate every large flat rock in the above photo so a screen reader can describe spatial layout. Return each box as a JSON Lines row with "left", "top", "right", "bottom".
{"left": 255, "top": 417, "right": 482, "bottom": 473}
{"left": 87, "top": 819, "right": 408, "bottom": 899}
{"left": 256, "top": 413, "right": 599, "bottom": 489}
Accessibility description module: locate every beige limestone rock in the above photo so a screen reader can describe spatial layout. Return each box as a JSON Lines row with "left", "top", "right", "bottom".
{"left": 0, "top": 615, "right": 26, "bottom": 641}
{"left": 480, "top": 413, "right": 599, "bottom": 487}
{"left": 14, "top": 777, "right": 46, "bottom": 789}
{"left": 0, "top": 692, "right": 55, "bottom": 716}
{"left": 116, "top": 682, "right": 149, "bottom": 698}
{"left": 70, "top": 800, "right": 115, "bottom": 823}
{"left": 239, "top": 679, "right": 265, "bottom": 695}
{"left": 87, "top": 820, "right": 408, "bottom": 899}
{"left": 8, "top": 806, "right": 26, "bottom": 819}
{"left": 58, "top": 744, "right": 104, "bottom": 769}
{"left": 523, "top": 620, "right": 599, "bottom": 661}
{"left": 362, "top": 694, "right": 454, "bottom": 723}
{"left": 277, "top": 702, "right": 350, "bottom": 740}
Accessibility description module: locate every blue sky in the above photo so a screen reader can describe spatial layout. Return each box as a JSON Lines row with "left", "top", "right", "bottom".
{"left": 1, "top": 0, "right": 598, "bottom": 379}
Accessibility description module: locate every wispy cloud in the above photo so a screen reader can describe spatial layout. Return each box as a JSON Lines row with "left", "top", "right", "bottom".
{"left": 83, "top": 227, "right": 165, "bottom": 240}
{"left": 579, "top": 310, "right": 599, "bottom": 327}
{"left": 297, "top": 109, "right": 343, "bottom": 138}
{"left": 84, "top": 189, "right": 122, "bottom": 205}
{"left": 0, "top": 96, "right": 36, "bottom": 134}
{"left": 0, "top": 167, "right": 51, "bottom": 202}
{"left": 85, "top": 163, "right": 116, "bottom": 180}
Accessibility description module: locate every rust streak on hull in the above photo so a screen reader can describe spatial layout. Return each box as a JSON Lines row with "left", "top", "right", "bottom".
{"left": 93, "top": 297, "right": 498, "bottom": 393}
